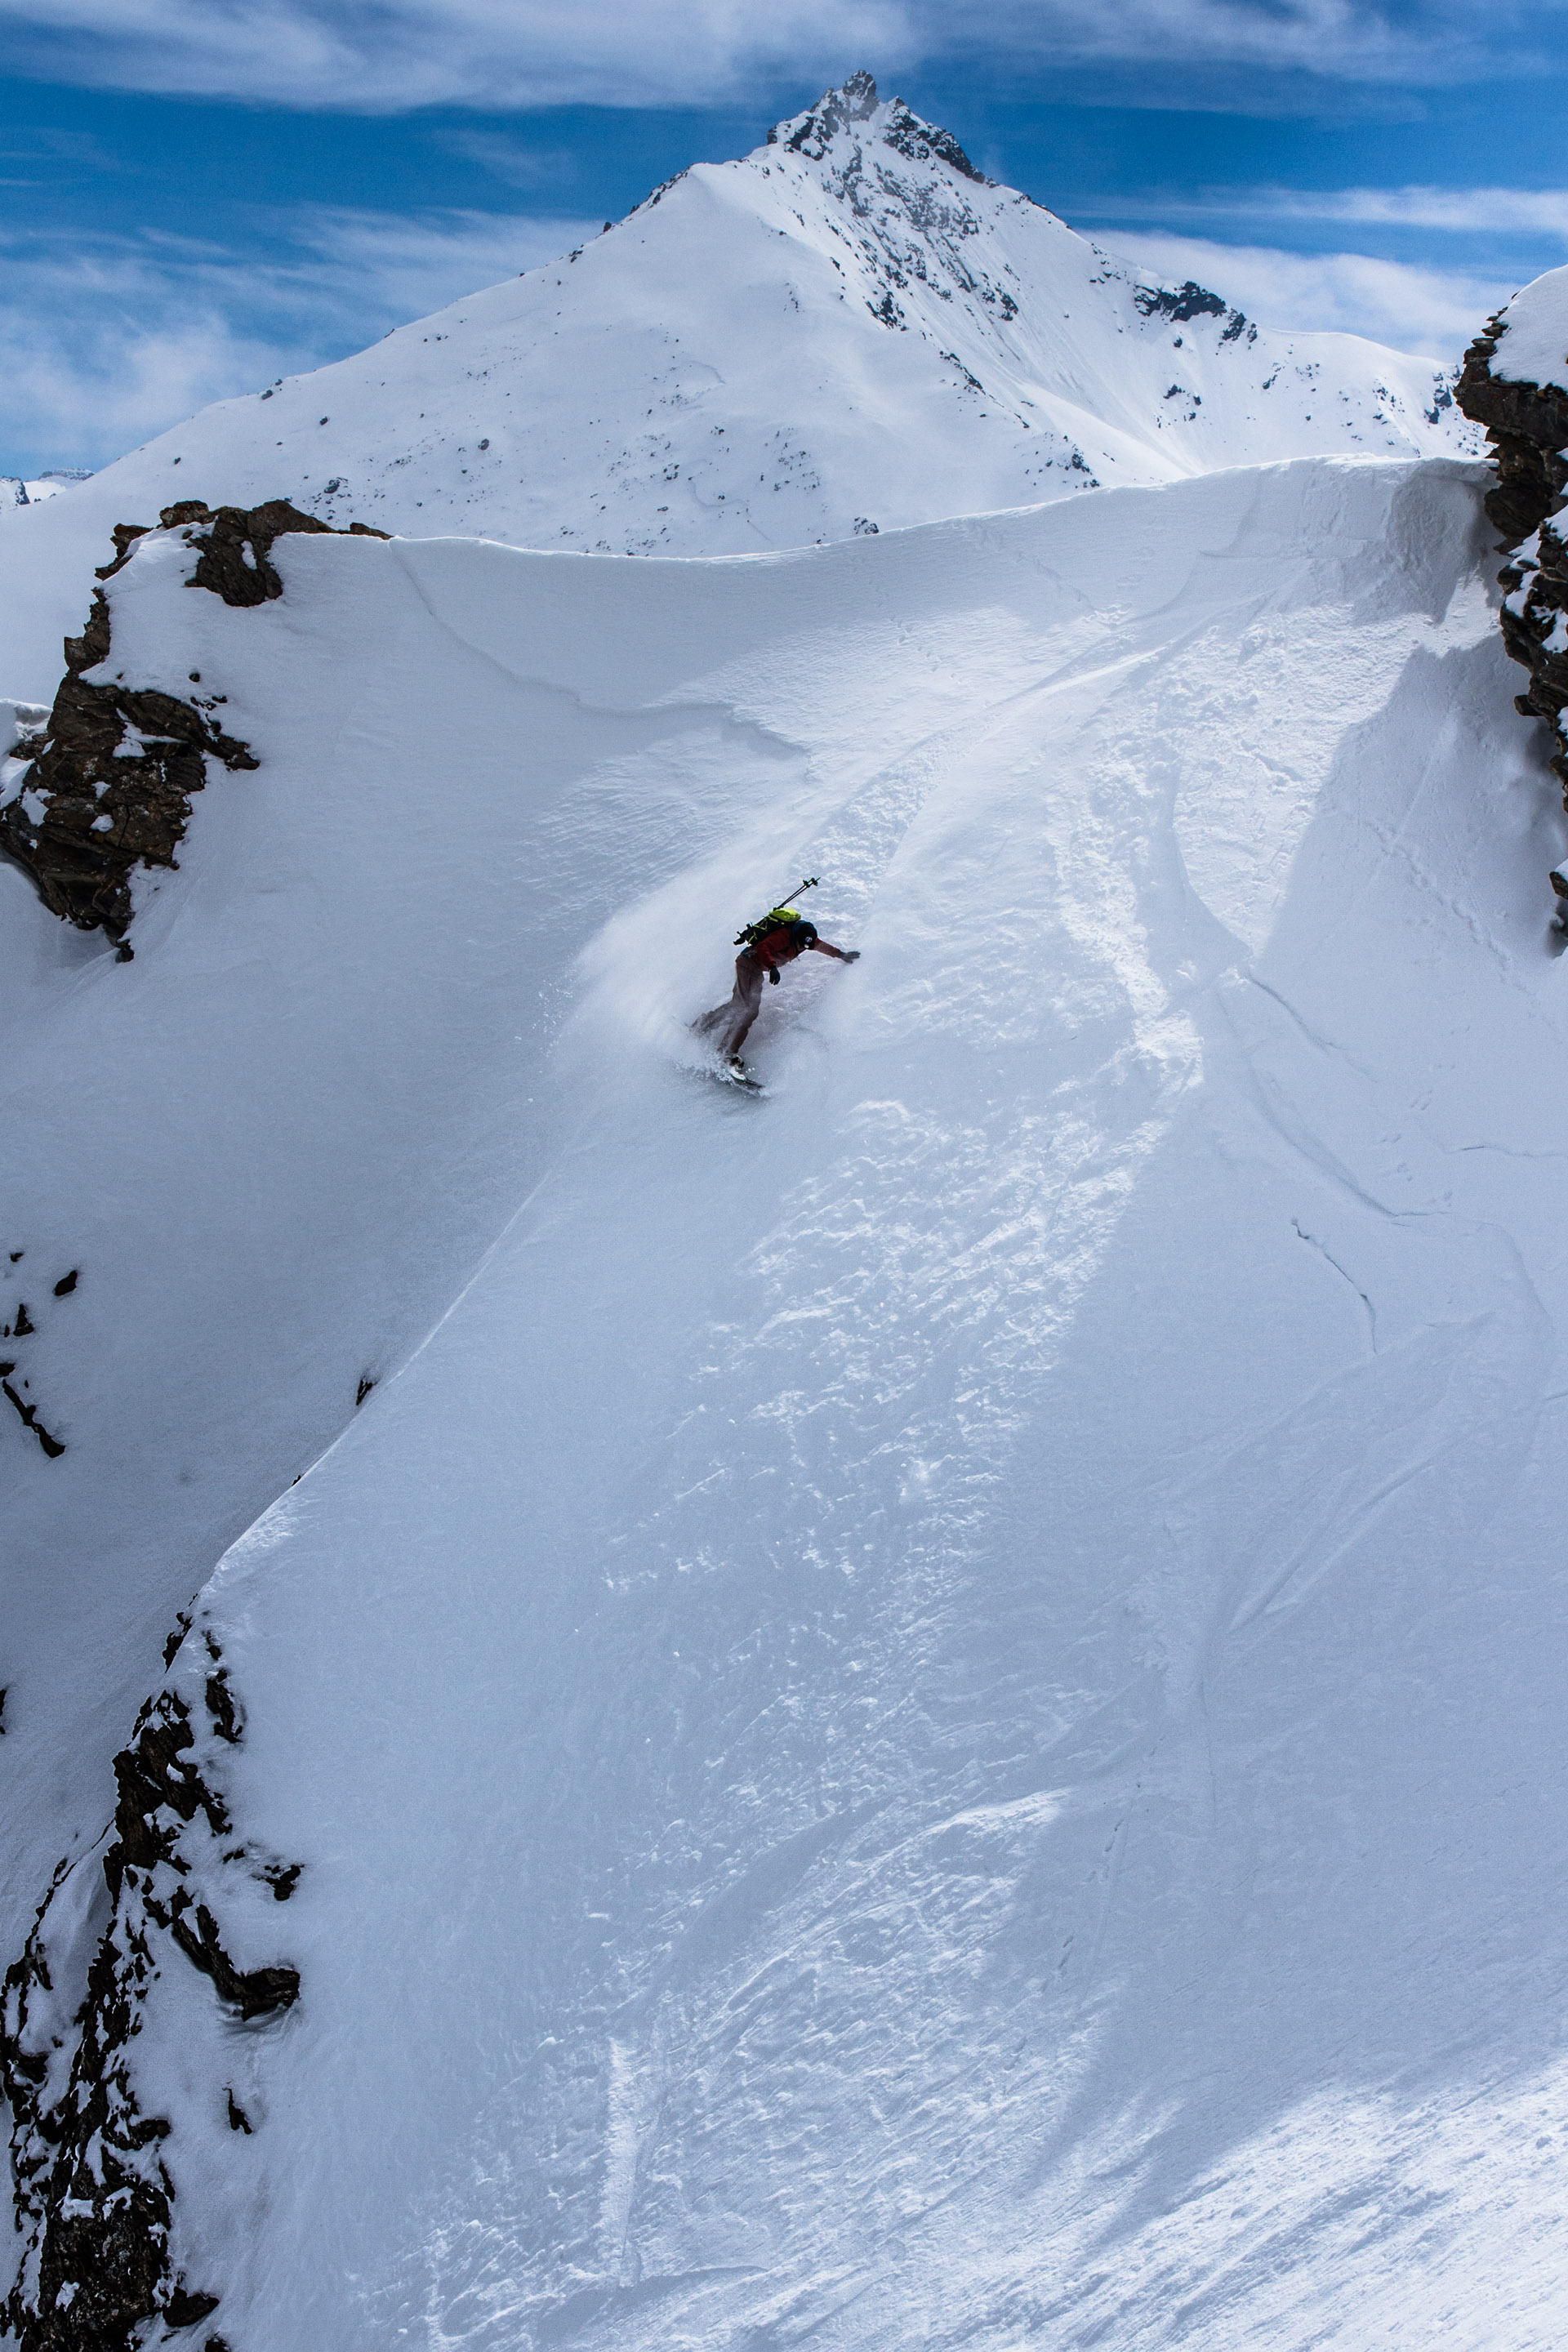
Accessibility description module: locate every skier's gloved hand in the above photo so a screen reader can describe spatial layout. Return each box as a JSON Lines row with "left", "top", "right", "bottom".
{"left": 768, "top": 966, "right": 780, "bottom": 983}
{"left": 841, "top": 949, "right": 861, "bottom": 963}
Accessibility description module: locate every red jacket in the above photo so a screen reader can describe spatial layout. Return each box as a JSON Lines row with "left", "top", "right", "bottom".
{"left": 748, "top": 922, "right": 811, "bottom": 969}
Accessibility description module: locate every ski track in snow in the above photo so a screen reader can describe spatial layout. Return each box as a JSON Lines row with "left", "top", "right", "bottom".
{"left": 7, "top": 451, "right": 1568, "bottom": 2348}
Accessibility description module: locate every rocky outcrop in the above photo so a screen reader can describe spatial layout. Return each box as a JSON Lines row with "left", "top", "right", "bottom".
{"left": 2, "top": 1619, "right": 301, "bottom": 2352}
{"left": 1135, "top": 279, "right": 1256, "bottom": 344}
{"left": 0, "top": 500, "right": 388, "bottom": 954}
{"left": 1456, "top": 324, "right": 1568, "bottom": 548}
{"left": 0, "top": 577, "right": 258, "bottom": 956}
{"left": 1456, "top": 302, "right": 1568, "bottom": 916}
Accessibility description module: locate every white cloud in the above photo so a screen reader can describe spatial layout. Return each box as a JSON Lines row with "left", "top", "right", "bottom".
{"left": 268, "top": 205, "right": 598, "bottom": 322}
{"left": 1095, "top": 229, "right": 1512, "bottom": 359}
{"left": 1080, "top": 184, "right": 1568, "bottom": 242}
{"left": 0, "top": 207, "right": 597, "bottom": 474}
{"left": 0, "top": 0, "right": 1519, "bottom": 112}
{"left": 959, "top": 0, "right": 1494, "bottom": 83}
{"left": 0, "top": 0, "right": 906, "bottom": 109}
{"left": 1250, "top": 185, "right": 1568, "bottom": 238}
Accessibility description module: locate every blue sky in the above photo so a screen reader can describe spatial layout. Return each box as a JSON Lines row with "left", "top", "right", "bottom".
{"left": 2, "top": 0, "right": 1566, "bottom": 478}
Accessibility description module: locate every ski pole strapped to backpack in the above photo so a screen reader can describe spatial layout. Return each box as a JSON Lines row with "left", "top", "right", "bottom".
{"left": 734, "top": 875, "right": 819, "bottom": 947}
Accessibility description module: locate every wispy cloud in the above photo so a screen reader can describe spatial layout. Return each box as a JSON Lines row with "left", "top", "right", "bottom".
{"left": 1099, "top": 229, "right": 1512, "bottom": 358}
{"left": 0, "top": 0, "right": 906, "bottom": 110}
{"left": 1244, "top": 185, "right": 1568, "bottom": 237}
{"left": 953, "top": 0, "right": 1509, "bottom": 85}
{"left": 1077, "top": 184, "right": 1568, "bottom": 242}
{"left": 437, "top": 131, "right": 580, "bottom": 191}
{"left": 0, "top": 0, "right": 1528, "bottom": 112}
{"left": 0, "top": 206, "right": 597, "bottom": 474}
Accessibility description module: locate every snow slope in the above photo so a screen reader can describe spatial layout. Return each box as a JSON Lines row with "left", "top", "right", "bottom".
{"left": 0, "top": 75, "right": 1477, "bottom": 700}
{"left": 8, "top": 448, "right": 1568, "bottom": 2348}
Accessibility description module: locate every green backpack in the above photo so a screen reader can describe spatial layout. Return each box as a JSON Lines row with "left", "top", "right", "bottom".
{"left": 734, "top": 875, "right": 819, "bottom": 947}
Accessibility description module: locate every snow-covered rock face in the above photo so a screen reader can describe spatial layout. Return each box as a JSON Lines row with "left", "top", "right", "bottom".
{"left": 1457, "top": 267, "right": 1568, "bottom": 546}
{"left": 0, "top": 76, "right": 1477, "bottom": 697}
{"left": 1457, "top": 267, "right": 1568, "bottom": 899}
{"left": 13, "top": 451, "right": 1568, "bottom": 2350}
{"left": 0, "top": 501, "right": 390, "bottom": 953}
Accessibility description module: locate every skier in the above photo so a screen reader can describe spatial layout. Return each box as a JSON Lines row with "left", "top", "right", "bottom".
{"left": 695, "top": 902, "right": 858, "bottom": 1078}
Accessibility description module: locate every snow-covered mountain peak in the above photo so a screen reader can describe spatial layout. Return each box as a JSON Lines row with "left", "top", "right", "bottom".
{"left": 768, "top": 69, "right": 989, "bottom": 186}
{"left": 0, "top": 75, "right": 1480, "bottom": 699}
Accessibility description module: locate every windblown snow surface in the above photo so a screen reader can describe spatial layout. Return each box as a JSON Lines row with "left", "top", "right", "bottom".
{"left": 7, "top": 444, "right": 1568, "bottom": 2347}
{"left": 0, "top": 76, "right": 1477, "bottom": 700}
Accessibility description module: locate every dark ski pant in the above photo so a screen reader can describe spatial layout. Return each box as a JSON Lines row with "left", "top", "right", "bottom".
{"left": 695, "top": 951, "right": 766, "bottom": 1060}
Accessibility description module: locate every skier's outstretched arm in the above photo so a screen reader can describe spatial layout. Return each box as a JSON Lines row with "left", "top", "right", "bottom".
{"left": 810, "top": 938, "right": 860, "bottom": 963}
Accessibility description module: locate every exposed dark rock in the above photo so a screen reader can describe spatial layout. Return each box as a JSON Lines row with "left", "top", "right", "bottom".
{"left": 95, "top": 522, "right": 151, "bottom": 582}
{"left": 1456, "top": 324, "right": 1568, "bottom": 545}
{"left": 774, "top": 70, "right": 992, "bottom": 189}
{"left": 1457, "top": 312, "right": 1568, "bottom": 867}
{"left": 0, "top": 501, "right": 387, "bottom": 951}
{"left": 777, "top": 68, "right": 881, "bottom": 159}
{"left": 225, "top": 2090, "right": 252, "bottom": 2135}
{"left": 205, "top": 1671, "right": 243, "bottom": 1744}
{"left": 1135, "top": 280, "right": 1255, "bottom": 345}
{"left": 2, "top": 1644, "right": 303, "bottom": 2351}
{"left": 164, "top": 1899, "right": 300, "bottom": 2020}
{"left": 172, "top": 497, "right": 332, "bottom": 606}
{"left": 1136, "top": 280, "right": 1225, "bottom": 324}
{"left": 52, "top": 1270, "right": 78, "bottom": 1296}
{"left": 0, "top": 586, "right": 257, "bottom": 950}
{"left": 880, "top": 96, "right": 990, "bottom": 186}
{"left": 163, "top": 2287, "right": 220, "bottom": 2330}
{"left": 2, "top": 1375, "right": 65, "bottom": 1459}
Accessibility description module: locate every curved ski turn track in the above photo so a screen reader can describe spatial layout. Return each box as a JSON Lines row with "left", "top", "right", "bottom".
{"left": 5, "top": 452, "right": 1568, "bottom": 2348}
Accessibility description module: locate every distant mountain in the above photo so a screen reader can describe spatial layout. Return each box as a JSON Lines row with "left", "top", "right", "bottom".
{"left": 1, "top": 471, "right": 88, "bottom": 506}
{"left": 0, "top": 74, "right": 1478, "bottom": 692}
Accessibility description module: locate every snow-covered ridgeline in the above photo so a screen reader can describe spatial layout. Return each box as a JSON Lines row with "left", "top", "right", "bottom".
{"left": 0, "top": 76, "right": 1477, "bottom": 701}
{"left": 7, "top": 451, "right": 1568, "bottom": 2348}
